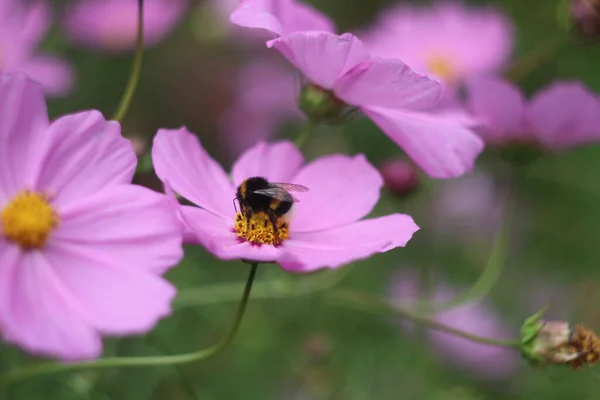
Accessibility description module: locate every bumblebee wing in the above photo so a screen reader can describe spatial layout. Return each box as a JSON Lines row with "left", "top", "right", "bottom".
{"left": 269, "top": 182, "right": 309, "bottom": 192}
{"left": 250, "top": 187, "right": 296, "bottom": 202}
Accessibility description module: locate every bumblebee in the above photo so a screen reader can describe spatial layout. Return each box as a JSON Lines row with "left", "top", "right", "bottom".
{"left": 235, "top": 176, "right": 309, "bottom": 228}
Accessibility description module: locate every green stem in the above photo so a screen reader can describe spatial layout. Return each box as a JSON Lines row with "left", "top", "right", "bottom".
{"left": 111, "top": 0, "right": 145, "bottom": 122}
{"left": 324, "top": 289, "right": 520, "bottom": 349}
{"left": 432, "top": 188, "right": 515, "bottom": 313}
{"left": 295, "top": 120, "right": 317, "bottom": 149}
{"left": 0, "top": 263, "right": 260, "bottom": 387}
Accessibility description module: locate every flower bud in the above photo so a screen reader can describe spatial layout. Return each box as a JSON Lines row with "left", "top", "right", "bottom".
{"left": 379, "top": 158, "right": 420, "bottom": 197}
{"left": 570, "top": 0, "right": 600, "bottom": 36}
{"left": 520, "top": 307, "right": 600, "bottom": 369}
{"left": 127, "top": 135, "right": 147, "bottom": 157}
{"left": 298, "top": 84, "right": 354, "bottom": 124}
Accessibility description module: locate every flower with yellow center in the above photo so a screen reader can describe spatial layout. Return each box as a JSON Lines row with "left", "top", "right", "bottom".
{"left": 153, "top": 129, "right": 420, "bottom": 271}
{"left": 425, "top": 54, "right": 458, "bottom": 84}
{"left": 1, "top": 191, "right": 58, "bottom": 249}
{"left": 0, "top": 73, "right": 186, "bottom": 361}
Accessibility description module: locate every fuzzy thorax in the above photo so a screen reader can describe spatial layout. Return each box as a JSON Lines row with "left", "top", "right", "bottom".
{"left": 1, "top": 191, "right": 58, "bottom": 249}
{"left": 235, "top": 212, "right": 289, "bottom": 246}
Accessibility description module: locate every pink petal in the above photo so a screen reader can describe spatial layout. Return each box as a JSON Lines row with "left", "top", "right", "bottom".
{"left": 0, "top": 243, "right": 102, "bottom": 360}
{"left": 527, "top": 81, "right": 600, "bottom": 149}
{"left": 465, "top": 76, "right": 527, "bottom": 143}
{"left": 281, "top": 214, "right": 419, "bottom": 272}
{"left": 19, "top": 1, "right": 52, "bottom": 49}
{"left": 62, "top": 0, "right": 188, "bottom": 53}
{"left": 181, "top": 206, "right": 284, "bottom": 263}
{"left": 42, "top": 241, "right": 176, "bottom": 335}
{"left": 363, "top": 107, "right": 484, "bottom": 178}
{"left": 54, "top": 185, "right": 184, "bottom": 274}
{"left": 268, "top": 31, "right": 369, "bottom": 89}
{"left": 0, "top": 72, "right": 49, "bottom": 198}
{"left": 230, "top": 0, "right": 334, "bottom": 37}
{"left": 163, "top": 181, "right": 201, "bottom": 245}
{"left": 19, "top": 55, "right": 75, "bottom": 98}
{"left": 290, "top": 154, "right": 383, "bottom": 232}
{"left": 152, "top": 127, "right": 235, "bottom": 218}
{"left": 333, "top": 58, "right": 442, "bottom": 110}
{"left": 358, "top": 2, "right": 513, "bottom": 84}
{"left": 34, "top": 110, "right": 136, "bottom": 206}
{"left": 231, "top": 141, "right": 304, "bottom": 188}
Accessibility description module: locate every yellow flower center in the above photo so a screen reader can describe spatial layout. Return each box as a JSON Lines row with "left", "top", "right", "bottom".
{"left": 426, "top": 55, "right": 457, "bottom": 83}
{"left": 1, "top": 191, "right": 58, "bottom": 249}
{"left": 234, "top": 212, "right": 289, "bottom": 246}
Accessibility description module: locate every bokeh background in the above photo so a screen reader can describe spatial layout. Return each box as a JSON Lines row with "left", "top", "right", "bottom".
{"left": 3, "top": 0, "right": 600, "bottom": 398}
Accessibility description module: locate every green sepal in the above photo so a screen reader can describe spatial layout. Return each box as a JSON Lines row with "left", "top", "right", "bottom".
{"left": 519, "top": 304, "right": 551, "bottom": 364}
{"left": 298, "top": 85, "right": 353, "bottom": 125}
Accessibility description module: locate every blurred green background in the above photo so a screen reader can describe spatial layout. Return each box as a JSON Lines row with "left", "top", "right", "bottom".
{"left": 4, "top": 0, "right": 600, "bottom": 398}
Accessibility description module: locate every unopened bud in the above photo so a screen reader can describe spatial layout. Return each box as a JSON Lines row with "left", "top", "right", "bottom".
{"left": 570, "top": 0, "right": 600, "bottom": 36}
{"left": 520, "top": 308, "right": 600, "bottom": 370}
{"left": 127, "top": 135, "right": 147, "bottom": 157}
{"left": 299, "top": 84, "right": 354, "bottom": 124}
{"left": 379, "top": 158, "right": 420, "bottom": 197}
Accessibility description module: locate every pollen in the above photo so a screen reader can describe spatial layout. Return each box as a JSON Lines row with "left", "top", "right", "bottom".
{"left": 1, "top": 191, "right": 58, "bottom": 249}
{"left": 234, "top": 212, "right": 289, "bottom": 246}
{"left": 426, "top": 54, "right": 457, "bottom": 83}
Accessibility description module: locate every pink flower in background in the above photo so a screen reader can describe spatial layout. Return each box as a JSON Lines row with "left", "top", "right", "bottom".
{"left": 269, "top": 31, "right": 483, "bottom": 178}
{"left": 220, "top": 60, "right": 303, "bottom": 157}
{"left": 0, "top": 0, "right": 73, "bottom": 97}
{"left": 466, "top": 77, "right": 600, "bottom": 149}
{"left": 359, "top": 2, "right": 513, "bottom": 87}
{"left": 391, "top": 271, "right": 519, "bottom": 380}
{"left": 430, "top": 170, "right": 505, "bottom": 242}
{"left": 0, "top": 73, "right": 183, "bottom": 360}
{"left": 231, "top": 0, "right": 335, "bottom": 38}
{"left": 63, "top": 0, "right": 188, "bottom": 53}
{"left": 153, "top": 128, "right": 418, "bottom": 272}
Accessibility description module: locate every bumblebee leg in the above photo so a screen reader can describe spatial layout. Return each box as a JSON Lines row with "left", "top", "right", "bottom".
{"left": 268, "top": 213, "right": 279, "bottom": 234}
{"left": 244, "top": 209, "right": 253, "bottom": 231}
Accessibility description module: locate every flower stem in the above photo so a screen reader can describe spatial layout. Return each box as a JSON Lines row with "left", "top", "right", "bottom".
{"left": 0, "top": 263, "right": 260, "bottom": 387}
{"left": 295, "top": 120, "right": 317, "bottom": 149}
{"left": 112, "top": 0, "right": 145, "bottom": 122}
{"left": 323, "top": 289, "right": 521, "bottom": 349}
{"left": 432, "top": 188, "right": 515, "bottom": 313}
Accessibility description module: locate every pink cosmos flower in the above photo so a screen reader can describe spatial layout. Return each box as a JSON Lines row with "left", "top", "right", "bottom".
{"left": 220, "top": 59, "right": 303, "bottom": 157}
{"left": 391, "top": 271, "right": 519, "bottom": 380}
{"left": 63, "top": 0, "right": 188, "bottom": 53}
{"left": 0, "top": 72, "right": 183, "bottom": 360}
{"left": 269, "top": 31, "right": 484, "bottom": 178}
{"left": 359, "top": 2, "right": 513, "bottom": 87}
{"left": 430, "top": 170, "right": 504, "bottom": 242}
{"left": 230, "top": 0, "right": 335, "bottom": 38}
{"left": 466, "top": 77, "right": 600, "bottom": 149}
{"left": 0, "top": 0, "right": 73, "bottom": 97}
{"left": 152, "top": 128, "right": 419, "bottom": 272}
